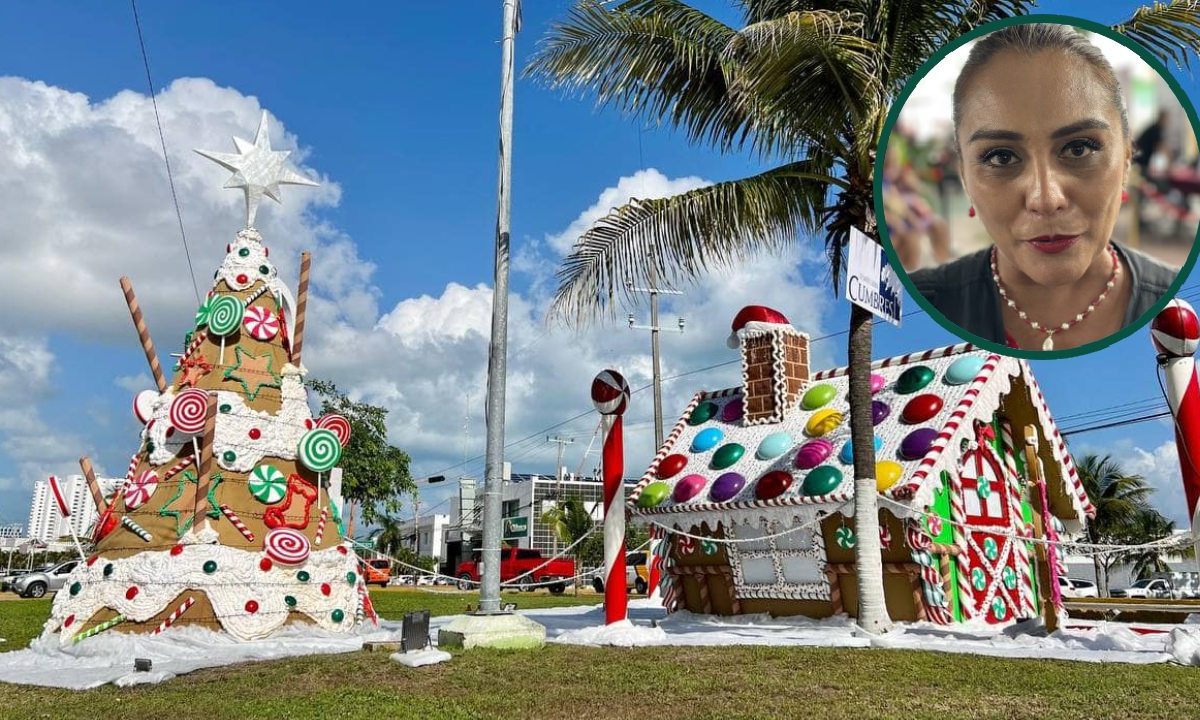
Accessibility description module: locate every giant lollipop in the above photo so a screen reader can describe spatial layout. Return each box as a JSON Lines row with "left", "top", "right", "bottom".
{"left": 207, "top": 294, "right": 244, "bottom": 364}
{"left": 1152, "top": 298, "right": 1200, "bottom": 565}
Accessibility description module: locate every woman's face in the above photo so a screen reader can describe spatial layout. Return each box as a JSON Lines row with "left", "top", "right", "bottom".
{"left": 957, "top": 49, "right": 1131, "bottom": 286}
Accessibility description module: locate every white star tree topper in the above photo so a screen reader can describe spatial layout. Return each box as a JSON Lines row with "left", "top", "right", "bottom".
{"left": 195, "top": 112, "right": 319, "bottom": 228}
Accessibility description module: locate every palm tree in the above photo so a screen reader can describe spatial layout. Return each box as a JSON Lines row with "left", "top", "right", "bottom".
{"left": 1076, "top": 453, "right": 1154, "bottom": 594}
{"left": 527, "top": 0, "right": 1200, "bottom": 633}
{"left": 1121, "top": 507, "right": 1178, "bottom": 581}
{"left": 372, "top": 513, "right": 409, "bottom": 558}
{"left": 540, "top": 494, "right": 595, "bottom": 551}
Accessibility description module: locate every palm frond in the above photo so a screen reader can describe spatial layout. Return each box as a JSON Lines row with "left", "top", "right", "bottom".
{"left": 525, "top": 1, "right": 756, "bottom": 153}
{"left": 549, "top": 158, "right": 842, "bottom": 327}
{"left": 721, "top": 10, "right": 881, "bottom": 140}
{"left": 1114, "top": 1, "right": 1200, "bottom": 70}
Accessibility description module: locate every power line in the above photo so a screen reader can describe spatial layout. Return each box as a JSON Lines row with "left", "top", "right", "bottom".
{"left": 130, "top": 0, "right": 201, "bottom": 305}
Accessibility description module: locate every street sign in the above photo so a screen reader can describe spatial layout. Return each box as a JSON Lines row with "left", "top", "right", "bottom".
{"left": 847, "top": 227, "right": 902, "bottom": 326}
{"left": 503, "top": 515, "right": 528, "bottom": 539}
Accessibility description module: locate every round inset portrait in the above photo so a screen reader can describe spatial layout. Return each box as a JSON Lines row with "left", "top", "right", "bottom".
{"left": 877, "top": 17, "right": 1200, "bottom": 356}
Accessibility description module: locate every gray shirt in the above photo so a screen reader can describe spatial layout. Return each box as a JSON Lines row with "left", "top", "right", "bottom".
{"left": 909, "top": 242, "right": 1178, "bottom": 345}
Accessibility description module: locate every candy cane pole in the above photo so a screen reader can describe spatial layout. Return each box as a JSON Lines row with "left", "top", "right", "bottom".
{"left": 647, "top": 525, "right": 663, "bottom": 598}
{"left": 120, "top": 277, "right": 167, "bottom": 392}
{"left": 192, "top": 394, "right": 218, "bottom": 532}
{"left": 1151, "top": 299, "right": 1200, "bottom": 567}
{"left": 153, "top": 597, "right": 196, "bottom": 634}
{"left": 48, "top": 476, "right": 86, "bottom": 561}
{"left": 292, "top": 251, "right": 311, "bottom": 365}
{"left": 591, "top": 369, "right": 630, "bottom": 625}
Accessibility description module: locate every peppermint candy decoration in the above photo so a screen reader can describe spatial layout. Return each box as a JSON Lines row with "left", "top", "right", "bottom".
{"left": 194, "top": 296, "right": 213, "bottom": 328}
{"left": 169, "top": 388, "right": 210, "bottom": 434}
{"left": 926, "top": 515, "right": 943, "bottom": 537}
{"left": 298, "top": 429, "right": 342, "bottom": 472}
{"left": 133, "top": 389, "right": 158, "bottom": 424}
{"left": 677, "top": 535, "right": 697, "bottom": 556}
{"left": 983, "top": 537, "right": 999, "bottom": 561}
{"left": 700, "top": 539, "right": 718, "bottom": 556}
{"left": 249, "top": 465, "right": 288, "bottom": 504}
{"left": 317, "top": 414, "right": 352, "bottom": 447}
{"left": 835, "top": 526, "right": 856, "bottom": 550}
{"left": 207, "top": 295, "right": 244, "bottom": 337}
{"left": 590, "top": 369, "right": 630, "bottom": 416}
{"left": 923, "top": 582, "right": 947, "bottom": 609}
{"left": 123, "top": 469, "right": 159, "bottom": 509}
{"left": 970, "top": 567, "right": 987, "bottom": 591}
{"left": 243, "top": 305, "right": 280, "bottom": 341}
{"left": 264, "top": 527, "right": 310, "bottom": 565}
{"left": 991, "top": 596, "right": 1008, "bottom": 621}
{"left": 1001, "top": 566, "right": 1018, "bottom": 590}
{"left": 976, "top": 477, "right": 992, "bottom": 499}
{"left": 879, "top": 524, "right": 892, "bottom": 550}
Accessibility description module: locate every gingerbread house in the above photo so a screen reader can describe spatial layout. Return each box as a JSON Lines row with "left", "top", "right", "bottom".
{"left": 630, "top": 306, "right": 1093, "bottom": 624}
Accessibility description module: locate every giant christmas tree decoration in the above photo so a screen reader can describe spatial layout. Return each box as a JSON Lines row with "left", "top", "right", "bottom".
{"left": 44, "top": 113, "right": 373, "bottom": 643}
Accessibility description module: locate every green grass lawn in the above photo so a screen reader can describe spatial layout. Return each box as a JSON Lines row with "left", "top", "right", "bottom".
{"left": 2, "top": 589, "right": 1199, "bottom": 719}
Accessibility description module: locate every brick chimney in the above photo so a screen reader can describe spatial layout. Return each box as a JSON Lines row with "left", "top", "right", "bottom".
{"left": 729, "top": 306, "right": 809, "bottom": 425}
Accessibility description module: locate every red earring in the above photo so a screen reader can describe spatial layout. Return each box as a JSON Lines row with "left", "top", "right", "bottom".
{"left": 968, "top": 206, "right": 976, "bottom": 218}
{"left": 1121, "top": 190, "right": 1129, "bottom": 204}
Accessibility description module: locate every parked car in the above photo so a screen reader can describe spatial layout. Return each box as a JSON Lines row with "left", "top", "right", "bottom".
{"left": 1057, "top": 576, "right": 1099, "bottom": 598}
{"left": 592, "top": 551, "right": 650, "bottom": 595}
{"left": 456, "top": 548, "right": 575, "bottom": 594}
{"left": 416, "top": 575, "right": 434, "bottom": 586}
{"left": 1111, "top": 577, "right": 1172, "bottom": 599}
{"left": 9, "top": 560, "right": 79, "bottom": 598}
{"left": 0, "top": 569, "right": 32, "bottom": 592}
{"left": 359, "top": 557, "right": 392, "bottom": 587}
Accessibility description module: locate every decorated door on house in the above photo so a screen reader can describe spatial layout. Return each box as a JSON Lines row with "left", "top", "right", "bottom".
{"left": 953, "top": 430, "right": 1032, "bottom": 623}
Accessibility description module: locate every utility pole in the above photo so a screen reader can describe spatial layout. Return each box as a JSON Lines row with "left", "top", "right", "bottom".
{"left": 546, "top": 435, "right": 574, "bottom": 556}
{"left": 627, "top": 264, "right": 685, "bottom": 449}
{"left": 478, "top": 0, "right": 518, "bottom": 617}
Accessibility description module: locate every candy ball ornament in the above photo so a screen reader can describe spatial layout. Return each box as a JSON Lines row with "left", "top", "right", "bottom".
{"left": 656, "top": 454, "right": 688, "bottom": 479}
{"left": 298, "top": 429, "right": 342, "bottom": 472}
{"left": 805, "top": 409, "right": 843, "bottom": 437}
{"left": 870, "top": 373, "right": 886, "bottom": 394}
{"left": 591, "top": 369, "right": 630, "bottom": 416}
{"left": 755, "top": 470, "right": 793, "bottom": 500}
{"left": 720, "top": 397, "right": 744, "bottom": 423}
{"left": 1152, "top": 298, "right": 1200, "bottom": 357}
{"left": 206, "top": 295, "right": 245, "bottom": 337}
{"left": 802, "top": 465, "right": 843, "bottom": 495}
{"left": 875, "top": 461, "right": 903, "bottom": 492}
{"left": 636, "top": 481, "right": 671, "bottom": 508}
{"left": 839, "top": 436, "right": 882, "bottom": 465}
{"left": 756, "top": 432, "right": 793, "bottom": 460}
{"left": 710, "top": 472, "right": 746, "bottom": 502}
{"left": 899, "top": 428, "right": 940, "bottom": 460}
{"left": 871, "top": 400, "right": 890, "bottom": 426}
{"left": 896, "top": 366, "right": 935, "bottom": 394}
{"left": 794, "top": 439, "right": 834, "bottom": 469}
{"left": 672, "top": 474, "right": 707, "bottom": 503}
{"left": 901, "top": 394, "right": 943, "bottom": 424}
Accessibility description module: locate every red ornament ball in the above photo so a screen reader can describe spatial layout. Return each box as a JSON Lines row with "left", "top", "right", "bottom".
{"left": 337, "top": 546, "right": 348, "bottom": 555}
{"left": 1152, "top": 298, "right": 1200, "bottom": 357}
{"left": 259, "top": 558, "right": 273, "bottom": 572}
{"left": 755, "top": 470, "right": 793, "bottom": 500}
{"left": 305, "top": 419, "right": 315, "bottom": 430}
{"left": 126, "top": 586, "right": 139, "bottom": 600}
{"left": 236, "top": 273, "right": 249, "bottom": 285}
{"left": 170, "top": 545, "right": 184, "bottom": 556}
{"left": 248, "top": 428, "right": 262, "bottom": 440}
{"left": 321, "top": 583, "right": 332, "bottom": 597}
{"left": 245, "top": 600, "right": 260, "bottom": 614}
{"left": 65, "top": 615, "right": 75, "bottom": 627}
{"left": 656, "top": 454, "right": 688, "bottom": 480}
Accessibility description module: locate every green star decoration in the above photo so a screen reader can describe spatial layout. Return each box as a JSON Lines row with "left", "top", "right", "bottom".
{"left": 158, "top": 469, "right": 224, "bottom": 537}
{"left": 223, "top": 346, "right": 281, "bottom": 401}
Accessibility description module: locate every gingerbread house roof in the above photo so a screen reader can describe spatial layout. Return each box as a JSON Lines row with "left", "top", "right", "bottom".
{"left": 627, "top": 342, "right": 1093, "bottom": 531}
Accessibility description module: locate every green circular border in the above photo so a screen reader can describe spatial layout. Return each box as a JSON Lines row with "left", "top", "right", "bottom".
{"left": 874, "top": 13, "right": 1200, "bottom": 360}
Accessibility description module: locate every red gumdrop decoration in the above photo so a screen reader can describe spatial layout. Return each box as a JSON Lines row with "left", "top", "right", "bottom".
{"left": 165, "top": 426, "right": 175, "bottom": 438}
{"left": 755, "top": 470, "right": 793, "bottom": 500}
{"left": 236, "top": 273, "right": 249, "bottom": 285}
{"left": 320, "top": 583, "right": 331, "bottom": 597}
{"left": 245, "top": 600, "right": 259, "bottom": 614}
{"left": 656, "top": 454, "right": 688, "bottom": 480}
{"left": 65, "top": 615, "right": 75, "bottom": 627}
{"left": 248, "top": 428, "right": 262, "bottom": 440}
{"left": 259, "top": 558, "right": 273, "bottom": 572}
{"left": 126, "top": 586, "right": 139, "bottom": 600}
{"left": 337, "top": 546, "right": 348, "bottom": 555}
{"left": 170, "top": 545, "right": 184, "bottom": 556}
{"left": 305, "top": 419, "right": 315, "bottom": 430}
{"left": 86, "top": 555, "right": 98, "bottom": 567}
{"left": 901, "top": 393, "right": 945, "bottom": 424}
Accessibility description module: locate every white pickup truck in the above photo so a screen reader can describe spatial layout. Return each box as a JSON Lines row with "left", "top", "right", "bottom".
{"left": 1111, "top": 573, "right": 1200, "bottom": 599}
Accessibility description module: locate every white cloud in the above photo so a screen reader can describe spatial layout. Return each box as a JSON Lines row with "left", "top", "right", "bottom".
{"left": 1123, "top": 440, "right": 1190, "bottom": 526}
{"left": 113, "top": 373, "right": 153, "bottom": 393}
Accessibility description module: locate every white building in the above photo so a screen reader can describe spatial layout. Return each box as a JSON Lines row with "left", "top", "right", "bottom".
{"left": 498, "top": 473, "right": 640, "bottom": 556}
{"left": 403, "top": 513, "right": 450, "bottom": 562}
{"left": 27, "top": 475, "right": 120, "bottom": 542}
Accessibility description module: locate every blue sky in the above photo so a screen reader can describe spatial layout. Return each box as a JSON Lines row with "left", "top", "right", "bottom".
{"left": 0, "top": 1, "right": 1196, "bottom": 529}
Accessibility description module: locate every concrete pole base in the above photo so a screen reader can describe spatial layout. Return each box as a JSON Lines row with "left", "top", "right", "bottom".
{"left": 437, "top": 612, "right": 546, "bottom": 650}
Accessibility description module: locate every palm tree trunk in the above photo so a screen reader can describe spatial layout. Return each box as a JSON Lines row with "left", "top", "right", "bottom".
{"left": 1093, "top": 556, "right": 1108, "bottom": 597}
{"left": 848, "top": 302, "right": 891, "bottom": 633}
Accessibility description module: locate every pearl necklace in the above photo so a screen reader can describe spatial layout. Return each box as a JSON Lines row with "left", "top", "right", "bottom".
{"left": 991, "top": 245, "right": 1120, "bottom": 351}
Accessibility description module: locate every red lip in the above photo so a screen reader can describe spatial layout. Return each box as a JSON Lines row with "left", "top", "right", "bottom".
{"left": 1026, "top": 235, "right": 1080, "bottom": 254}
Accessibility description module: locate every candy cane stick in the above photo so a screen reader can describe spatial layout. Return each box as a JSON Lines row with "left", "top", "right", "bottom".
{"left": 72, "top": 615, "right": 126, "bottom": 644}
{"left": 1152, "top": 299, "right": 1200, "bottom": 567}
{"left": 122, "top": 516, "right": 153, "bottom": 542}
{"left": 220, "top": 504, "right": 254, "bottom": 542}
{"left": 120, "top": 277, "right": 167, "bottom": 392}
{"left": 153, "top": 596, "right": 196, "bottom": 634}
{"left": 181, "top": 330, "right": 207, "bottom": 364}
{"left": 292, "top": 252, "right": 311, "bottom": 365}
{"left": 314, "top": 507, "right": 328, "bottom": 545}
{"left": 162, "top": 455, "right": 195, "bottom": 481}
{"left": 591, "top": 369, "right": 630, "bottom": 625}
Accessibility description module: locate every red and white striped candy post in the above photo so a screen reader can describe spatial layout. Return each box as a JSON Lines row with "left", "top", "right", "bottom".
{"left": 314, "top": 507, "right": 329, "bottom": 545}
{"left": 592, "top": 369, "right": 630, "bottom": 625}
{"left": 153, "top": 596, "right": 196, "bottom": 634}
{"left": 48, "top": 476, "right": 86, "bottom": 560}
{"left": 1152, "top": 298, "right": 1200, "bottom": 566}
{"left": 220, "top": 504, "right": 255, "bottom": 542}
{"left": 647, "top": 524, "right": 663, "bottom": 597}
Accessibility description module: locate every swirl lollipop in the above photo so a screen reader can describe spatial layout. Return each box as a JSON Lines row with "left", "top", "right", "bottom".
{"left": 123, "top": 469, "right": 159, "bottom": 509}
{"left": 170, "top": 388, "right": 210, "bottom": 434}
{"left": 264, "top": 527, "right": 310, "bottom": 565}
{"left": 298, "top": 429, "right": 341, "bottom": 472}
{"left": 316, "top": 414, "right": 352, "bottom": 447}
{"left": 207, "top": 295, "right": 244, "bottom": 337}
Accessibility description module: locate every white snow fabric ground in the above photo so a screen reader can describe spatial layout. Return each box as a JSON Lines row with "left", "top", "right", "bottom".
{"left": 390, "top": 649, "right": 451, "bottom": 667}
{"left": 4, "top": 598, "right": 1200, "bottom": 689}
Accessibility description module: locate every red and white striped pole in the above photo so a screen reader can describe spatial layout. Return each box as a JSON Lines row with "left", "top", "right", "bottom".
{"left": 592, "top": 369, "right": 630, "bottom": 625}
{"left": 48, "top": 476, "right": 86, "bottom": 561}
{"left": 647, "top": 525, "right": 663, "bottom": 597}
{"left": 1152, "top": 298, "right": 1200, "bottom": 565}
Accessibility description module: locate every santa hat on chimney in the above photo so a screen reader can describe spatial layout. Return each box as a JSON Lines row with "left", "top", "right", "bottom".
{"left": 727, "top": 305, "right": 792, "bottom": 348}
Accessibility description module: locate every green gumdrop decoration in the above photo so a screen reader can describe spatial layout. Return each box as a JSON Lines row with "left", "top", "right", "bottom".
{"left": 895, "top": 366, "right": 935, "bottom": 394}
{"left": 688, "top": 402, "right": 718, "bottom": 425}
{"left": 802, "top": 465, "right": 844, "bottom": 495}
{"left": 69, "top": 582, "right": 81, "bottom": 596}
{"left": 710, "top": 443, "right": 745, "bottom": 470}
{"left": 801, "top": 384, "right": 837, "bottom": 410}
{"left": 636, "top": 482, "right": 671, "bottom": 508}
{"left": 103, "top": 563, "right": 114, "bottom": 577}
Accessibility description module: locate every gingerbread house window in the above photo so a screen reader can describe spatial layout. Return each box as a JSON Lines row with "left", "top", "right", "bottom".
{"left": 727, "top": 518, "right": 828, "bottom": 600}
